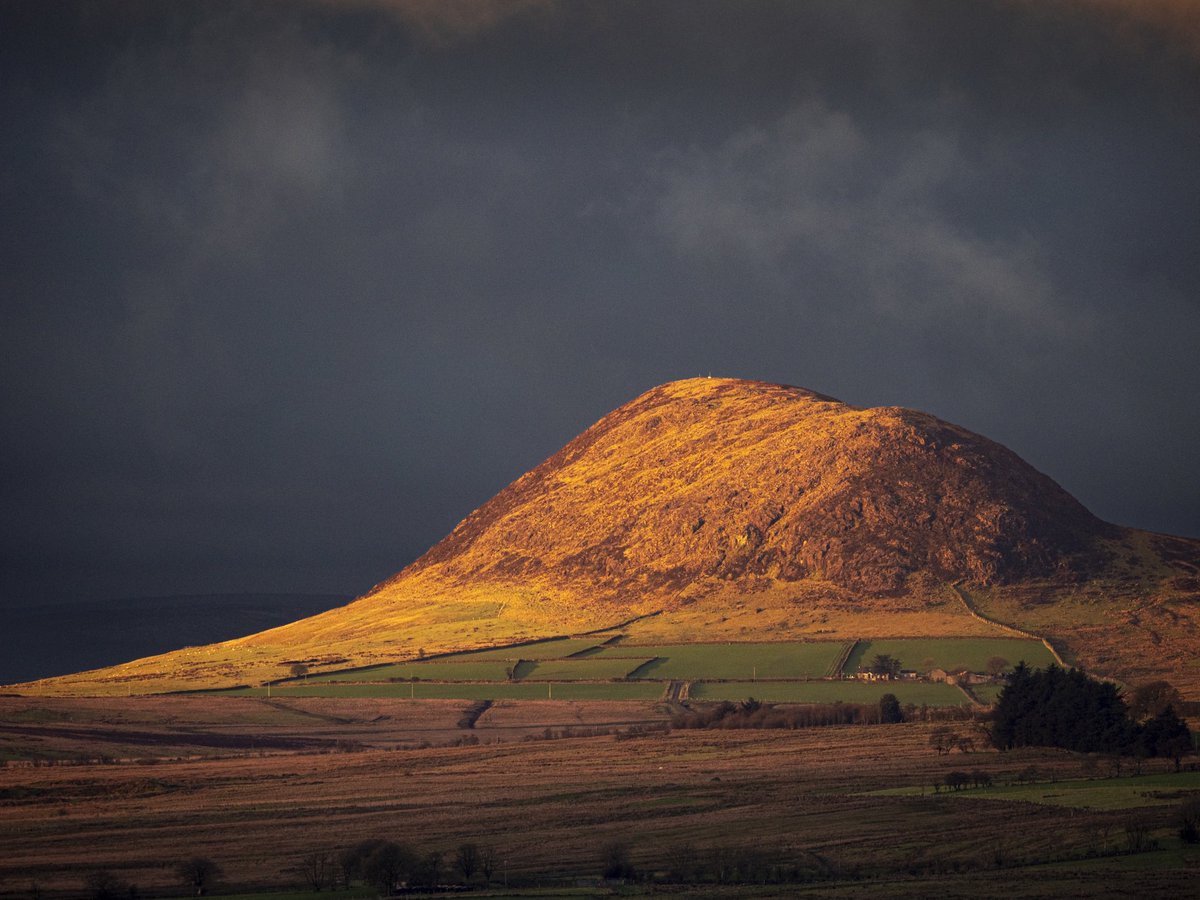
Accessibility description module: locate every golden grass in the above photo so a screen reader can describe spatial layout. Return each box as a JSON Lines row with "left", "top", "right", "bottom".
{"left": 7, "top": 574, "right": 1015, "bottom": 696}
{"left": 14, "top": 564, "right": 1198, "bottom": 697}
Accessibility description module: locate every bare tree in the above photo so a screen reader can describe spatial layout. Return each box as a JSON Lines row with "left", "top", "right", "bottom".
{"left": 929, "top": 726, "right": 957, "bottom": 755}
{"left": 986, "top": 656, "right": 1010, "bottom": 677}
{"left": 1124, "top": 819, "right": 1152, "bottom": 853}
{"left": 427, "top": 850, "right": 444, "bottom": 887}
{"left": 601, "top": 842, "right": 635, "bottom": 880}
{"left": 175, "top": 859, "right": 221, "bottom": 897}
{"left": 289, "top": 663, "right": 309, "bottom": 682}
{"left": 1016, "top": 765, "right": 1040, "bottom": 784}
{"left": 664, "top": 843, "right": 699, "bottom": 883}
{"left": 299, "top": 851, "right": 332, "bottom": 891}
{"left": 338, "top": 839, "right": 387, "bottom": 888}
{"left": 362, "top": 842, "right": 416, "bottom": 895}
{"left": 455, "top": 843, "right": 480, "bottom": 883}
{"left": 85, "top": 871, "right": 124, "bottom": 900}
{"left": 1129, "top": 681, "right": 1182, "bottom": 721}
{"left": 1179, "top": 797, "right": 1200, "bottom": 844}
{"left": 479, "top": 845, "right": 499, "bottom": 885}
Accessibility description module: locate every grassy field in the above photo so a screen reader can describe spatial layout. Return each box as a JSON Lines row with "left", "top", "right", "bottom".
{"left": 230, "top": 678, "right": 973, "bottom": 705}
{"left": 970, "top": 683, "right": 1005, "bottom": 704}
{"left": 689, "top": 680, "right": 971, "bottom": 705}
{"left": 601, "top": 642, "right": 846, "bottom": 679}
{"left": 873, "top": 771, "right": 1200, "bottom": 811}
{"left": 963, "top": 771, "right": 1200, "bottom": 810}
{"left": 291, "top": 640, "right": 857, "bottom": 686}
{"left": 521, "top": 658, "right": 652, "bottom": 680}
{"left": 304, "top": 660, "right": 516, "bottom": 682}
{"left": 279, "top": 641, "right": 1023, "bottom": 701}
{"left": 223, "top": 681, "right": 665, "bottom": 700}
{"left": 844, "top": 637, "right": 1056, "bottom": 674}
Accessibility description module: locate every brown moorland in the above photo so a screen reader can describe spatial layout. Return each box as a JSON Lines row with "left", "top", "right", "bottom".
{"left": 0, "top": 698, "right": 1196, "bottom": 899}
{"left": 0, "top": 695, "right": 670, "bottom": 761}
{"left": 12, "top": 378, "right": 1200, "bottom": 696}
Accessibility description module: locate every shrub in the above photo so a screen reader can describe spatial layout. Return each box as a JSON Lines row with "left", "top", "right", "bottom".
{"left": 943, "top": 771, "right": 970, "bottom": 791}
{"left": 1180, "top": 797, "right": 1200, "bottom": 844}
{"left": 362, "top": 841, "right": 418, "bottom": 894}
{"left": 601, "top": 842, "right": 636, "bottom": 880}
{"left": 879, "top": 693, "right": 903, "bottom": 724}
{"left": 85, "top": 871, "right": 125, "bottom": 900}
{"left": 175, "top": 859, "right": 221, "bottom": 897}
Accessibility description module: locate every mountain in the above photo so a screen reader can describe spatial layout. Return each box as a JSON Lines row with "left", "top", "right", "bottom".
{"left": 408, "top": 378, "right": 1114, "bottom": 593}
{"left": 12, "top": 378, "right": 1200, "bottom": 696}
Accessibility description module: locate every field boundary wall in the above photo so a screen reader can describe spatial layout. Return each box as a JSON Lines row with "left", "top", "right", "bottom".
{"left": 949, "top": 584, "right": 1067, "bottom": 667}
{"left": 827, "top": 640, "right": 857, "bottom": 678}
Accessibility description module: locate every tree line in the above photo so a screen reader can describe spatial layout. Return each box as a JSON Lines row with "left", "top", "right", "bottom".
{"left": 669, "top": 694, "right": 968, "bottom": 730}
{"left": 298, "top": 839, "right": 500, "bottom": 893}
{"left": 990, "top": 664, "right": 1193, "bottom": 769}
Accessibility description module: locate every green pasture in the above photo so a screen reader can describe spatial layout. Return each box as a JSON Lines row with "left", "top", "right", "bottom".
{"left": 305, "top": 660, "right": 516, "bottom": 682}
{"left": 875, "top": 771, "right": 1200, "bottom": 811}
{"left": 225, "top": 681, "right": 664, "bottom": 700}
{"left": 601, "top": 642, "right": 845, "bottom": 680}
{"left": 521, "top": 658, "right": 652, "bottom": 681}
{"left": 260, "top": 633, "right": 1051, "bottom": 696}
{"left": 844, "top": 637, "right": 1055, "bottom": 674}
{"left": 689, "top": 680, "right": 971, "bottom": 706}
{"left": 964, "top": 771, "right": 1200, "bottom": 810}
{"left": 969, "top": 683, "right": 1005, "bottom": 705}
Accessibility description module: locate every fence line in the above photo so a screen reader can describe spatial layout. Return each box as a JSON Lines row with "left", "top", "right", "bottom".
{"left": 949, "top": 583, "right": 1067, "bottom": 667}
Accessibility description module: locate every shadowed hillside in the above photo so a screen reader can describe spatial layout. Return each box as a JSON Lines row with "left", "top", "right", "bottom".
{"left": 13, "top": 378, "right": 1200, "bottom": 696}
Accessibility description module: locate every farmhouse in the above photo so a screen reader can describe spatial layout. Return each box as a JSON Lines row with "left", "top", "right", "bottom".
{"left": 855, "top": 670, "right": 890, "bottom": 682}
{"left": 927, "top": 668, "right": 991, "bottom": 686}
{"left": 957, "top": 671, "right": 991, "bottom": 685}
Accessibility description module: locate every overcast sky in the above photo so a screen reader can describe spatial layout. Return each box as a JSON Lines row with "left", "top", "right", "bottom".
{"left": 2, "top": 0, "right": 1198, "bottom": 613}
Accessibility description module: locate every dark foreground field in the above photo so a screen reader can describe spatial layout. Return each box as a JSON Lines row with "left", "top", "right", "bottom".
{"left": 0, "top": 696, "right": 1197, "bottom": 899}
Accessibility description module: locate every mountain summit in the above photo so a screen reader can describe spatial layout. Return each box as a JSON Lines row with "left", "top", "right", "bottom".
{"left": 407, "top": 377, "right": 1113, "bottom": 595}
{"left": 15, "top": 378, "right": 1200, "bottom": 696}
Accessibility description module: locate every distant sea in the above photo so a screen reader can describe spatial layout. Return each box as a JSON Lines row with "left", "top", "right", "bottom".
{"left": 0, "top": 594, "right": 349, "bottom": 685}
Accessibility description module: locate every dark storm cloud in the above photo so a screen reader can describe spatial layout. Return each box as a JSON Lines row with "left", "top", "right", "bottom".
{"left": 1, "top": 0, "right": 1198, "bottom": 615}
{"left": 1065, "top": 0, "right": 1200, "bottom": 54}
{"left": 311, "top": 0, "right": 557, "bottom": 45}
